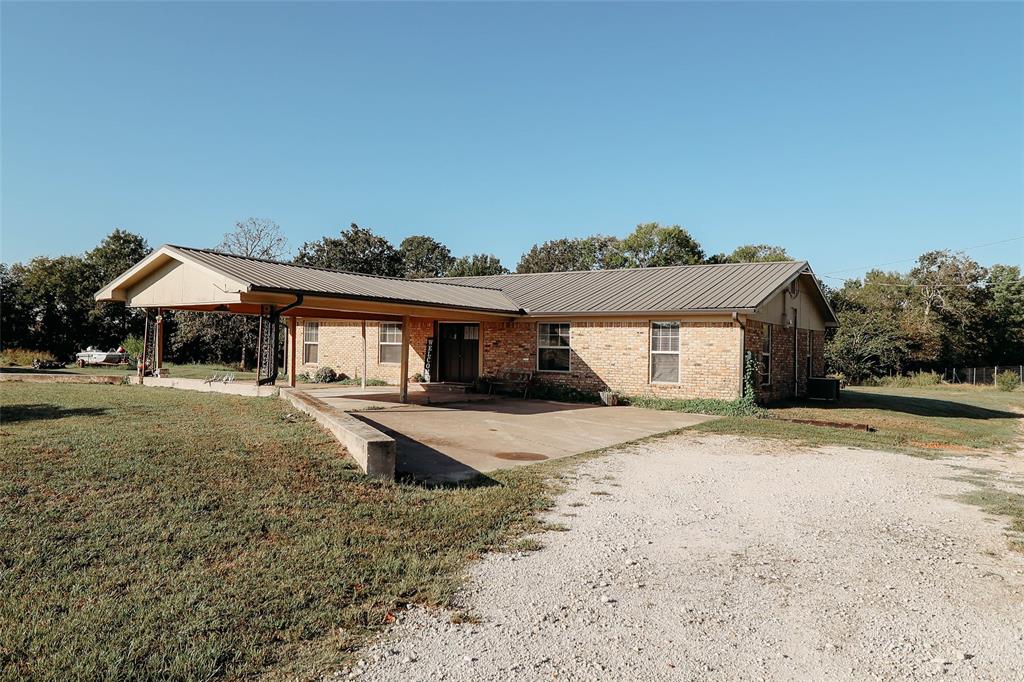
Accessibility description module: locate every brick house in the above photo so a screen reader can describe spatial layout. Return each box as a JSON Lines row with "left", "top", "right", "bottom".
{"left": 292, "top": 261, "right": 836, "bottom": 403}
{"left": 97, "top": 246, "right": 837, "bottom": 403}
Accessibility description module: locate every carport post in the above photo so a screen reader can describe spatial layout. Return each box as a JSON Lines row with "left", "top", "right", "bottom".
{"left": 399, "top": 314, "right": 410, "bottom": 403}
{"left": 288, "top": 316, "right": 297, "bottom": 388}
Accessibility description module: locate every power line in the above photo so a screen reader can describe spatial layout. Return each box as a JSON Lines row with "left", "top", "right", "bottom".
{"left": 823, "top": 236, "right": 1024, "bottom": 276}
{"left": 820, "top": 273, "right": 1024, "bottom": 287}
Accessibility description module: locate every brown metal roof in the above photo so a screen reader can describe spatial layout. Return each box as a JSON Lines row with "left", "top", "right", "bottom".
{"left": 431, "top": 261, "right": 826, "bottom": 316}
{"left": 151, "top": 246, "right": 833, "bottom": 321}
{"left": 169, "top": 245, "right": 523, "bottom": 313}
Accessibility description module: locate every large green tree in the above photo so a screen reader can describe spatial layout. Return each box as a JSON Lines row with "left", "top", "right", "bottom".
{"left": 983, "top": 264, "right": 1024, "bottom": 364}
{"left": 607, "top": 223, "right": 704, "bottom": 268}
{"left": 295, "top": 223, "right": 403, "bottom": 276}
{"left": 516, "top": 235, "right": 620, "bottom": 273}
{"left": 400, "top": 235, "right": 455, "bottom": 278}
{"left": 446, "top": 254, "right": 508, "bottom": 277}
{"left": 86, "top": 229, "right": 153, "bottom": 349}
{"left": 707, "top": 244, "right": 791, "bottom": 264}
{"left": 908, "top": 250, "right": 988, "bottom": 366}
{"left": 0, "top": 229, "right": 152, "bottom": 358}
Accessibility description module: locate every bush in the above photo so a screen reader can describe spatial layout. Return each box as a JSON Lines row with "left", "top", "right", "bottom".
{"left": 335, "top": 376, "right": 388, "bottom": 386}
{"left": 622, "top": 394, "right": 766, "bottom": 417}
{"left": 0, "top": 348, "right": 57, "bottom": 367}
{"left": 996, "top": 370, "right": 1021, "bottom": 392}
{"left": 528, "top": 382, "right": 600, "bottom": 404}
{"left": 311, "top": 366, "right": 338, "bottom": 383}
{"left": 860, "top": 371, "right": 942, "bottom": 388}
{"left": 121, "top": 335, "right": 144, "bottom": 360}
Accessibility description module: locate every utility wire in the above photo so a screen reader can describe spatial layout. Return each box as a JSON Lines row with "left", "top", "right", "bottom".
{"left": 820, "top": 274, "right": 1024, "bottom": 287}
{"left": 823, "top": 236, "right": 1024, "bottom": 276}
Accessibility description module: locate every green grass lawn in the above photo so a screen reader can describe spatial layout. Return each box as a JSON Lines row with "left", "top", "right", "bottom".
{"left": 0, "top": 383, "right": 554, "bottom": 681}
{"left": 0, "top": 362, "right": 257, "bottom": 380}
{"left": 693, "top": 385, "right": 1024, "bottom": 457}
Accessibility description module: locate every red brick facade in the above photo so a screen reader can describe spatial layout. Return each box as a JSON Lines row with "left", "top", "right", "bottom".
{"left": 296, "top": 315, "right": 825, "bottom": 402}
{"left": 743, "top": 320, "right": 827, "bottom": 402}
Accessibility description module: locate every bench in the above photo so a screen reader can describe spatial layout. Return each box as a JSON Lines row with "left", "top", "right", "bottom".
{"left": 488, "top": 370, "right": 535, "bottom": 399}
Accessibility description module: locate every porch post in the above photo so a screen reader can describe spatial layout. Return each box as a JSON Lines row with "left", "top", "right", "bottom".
{"left": 361, "top": 320, "right": 367, "bottom": 390}
{"left": 399, "top": 315, "right": 410, "bottom": 403}
{"left": 155, "top": 308, "right": 164, "bottom": 375}
{"left": 288, "top": 316, "right": 297, "bottom": 388}
{"left": 255, "top": 314, "right": 264, "bottom": 386}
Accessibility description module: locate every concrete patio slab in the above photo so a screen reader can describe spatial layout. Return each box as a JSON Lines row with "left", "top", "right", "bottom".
{"left": 348, "top": 398, "right": 717, "bottom": 483}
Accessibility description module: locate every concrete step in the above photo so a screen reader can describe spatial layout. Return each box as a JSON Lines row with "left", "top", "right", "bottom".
{"left": 418, "top": 382, "right": 474, "bottom": 394}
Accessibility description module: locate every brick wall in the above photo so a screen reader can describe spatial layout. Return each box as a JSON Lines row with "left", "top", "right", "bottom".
{"left": 744, "top": 320, "right": 827, "bottom": 403}
{"left": 294, "top": 317, "right": 432, "bottom": 383}
{"left": 296, "top": 315, "right": 761, "bottom": 401}
{"left": 484, "top": 319, "right": 743, "bottom": 400}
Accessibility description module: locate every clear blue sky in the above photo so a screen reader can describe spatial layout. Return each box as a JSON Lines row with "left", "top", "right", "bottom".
{"left": 2, "top": 1, "right": 1022, "bottom": 279}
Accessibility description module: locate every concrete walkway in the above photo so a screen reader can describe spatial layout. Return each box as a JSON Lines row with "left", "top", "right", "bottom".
{"left": 302, "top": 386, "right": 716, "bottom": 482}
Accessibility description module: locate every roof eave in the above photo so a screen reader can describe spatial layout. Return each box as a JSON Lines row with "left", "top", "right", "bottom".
{"left": 246, "top": 285, "right": 524, "bottom": 316}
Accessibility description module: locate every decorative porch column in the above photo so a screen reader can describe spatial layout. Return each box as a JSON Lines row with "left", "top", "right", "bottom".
{"left": 255, "top": 305, "right": 280, "bottom": 386}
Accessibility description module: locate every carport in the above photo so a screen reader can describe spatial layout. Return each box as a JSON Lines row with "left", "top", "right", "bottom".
{"left": 94, "top": 244, "right": 524, "bottom": 402}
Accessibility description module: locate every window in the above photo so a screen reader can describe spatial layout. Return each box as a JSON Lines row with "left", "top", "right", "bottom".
{"left": 537, "top": 323, "right": 570, "bottom": 372}
{"left": 650, "top": 321, "right": 680, "bottom": 383}
{"left": 760, "top": 324, "right": 772, "bottom": 386}
{"left": 303, "top": 321, "right": 319, "bottom": 364}
{"left": 379, "top": 322, "right": 402, "bottom": 364}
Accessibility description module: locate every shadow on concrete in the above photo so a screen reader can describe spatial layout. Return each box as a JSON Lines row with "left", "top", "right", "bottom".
{"left": 349, "top": 412, "right": 501, "bottom": 487}
{"left": 1, "top": 403, "right": 110, "bottom": 423}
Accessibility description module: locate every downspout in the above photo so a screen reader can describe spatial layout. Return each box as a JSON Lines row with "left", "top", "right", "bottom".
{"left": 278, "top": 292, "right": 304, "bottom": 317}
{"left": 732, "top": 312, "right": 746, "bottom": 399}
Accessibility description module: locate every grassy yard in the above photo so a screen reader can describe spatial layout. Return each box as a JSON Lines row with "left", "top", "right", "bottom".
{"left": 0, "top": 362, "right": 257, "bottom": 380}
{"left": 693, "top": 385, "right": 1024, "bottom": 457}
{"left": 0, "top": 383, "right": 554, "bottom": 681}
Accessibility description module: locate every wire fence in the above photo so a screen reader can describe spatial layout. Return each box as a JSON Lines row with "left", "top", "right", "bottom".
{"left": 942, "top": 366, "right": 1024, "bottom": 385}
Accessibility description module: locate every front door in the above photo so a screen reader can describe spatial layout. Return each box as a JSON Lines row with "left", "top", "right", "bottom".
{"left": 438, "top": 323, "right": 480, "bottom": 383}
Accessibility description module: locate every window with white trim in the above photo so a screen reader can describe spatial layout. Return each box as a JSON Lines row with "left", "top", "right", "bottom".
{"left": 650, "top": 321, "right": 680, "bottom": 383}
{"left": 379, "top": 322, "right": 402, "bottom": 364}
{"left": 537, "top": 323, "right": 570, "bottom": 372}
{"left": 760, "top": 324, "right": 772, "bottom": 386}
{"left": 303, "top": 321, "right": 319, "bottom": 364}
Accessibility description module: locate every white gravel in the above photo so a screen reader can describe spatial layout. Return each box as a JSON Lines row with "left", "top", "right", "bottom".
{"left": 336, "top": 433, "right": 1024, "bottom": 681}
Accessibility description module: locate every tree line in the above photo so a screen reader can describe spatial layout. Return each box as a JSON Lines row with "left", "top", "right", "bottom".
{"left": 3, "top": 218, "right": 1018, "bottom": 380}
{"left": 296, "top": 221, "right": 790, "bottom": 277}
{"left": 825, "top": 250, "right": 1023, "bottom": 382}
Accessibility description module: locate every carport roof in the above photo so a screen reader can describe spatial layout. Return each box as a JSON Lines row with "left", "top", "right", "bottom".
{"left": 96, "top": 245, "right": 836, "bottom": 323}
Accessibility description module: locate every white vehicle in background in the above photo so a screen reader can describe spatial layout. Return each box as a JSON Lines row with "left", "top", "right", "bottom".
{"left": 75, "top": 346, "right": 131, "bottom": 367}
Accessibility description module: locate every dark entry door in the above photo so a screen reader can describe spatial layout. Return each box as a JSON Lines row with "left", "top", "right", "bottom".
{"left": 438, "top": 323, "right": 480, "bottom": 383}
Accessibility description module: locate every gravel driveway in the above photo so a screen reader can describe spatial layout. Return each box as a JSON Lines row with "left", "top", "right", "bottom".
{"left": 338, "top": 433, "right": 1024, "bottom": 681}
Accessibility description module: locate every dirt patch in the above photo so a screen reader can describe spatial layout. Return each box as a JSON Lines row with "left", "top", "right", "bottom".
{"left": 342, "top": 434, "right": 1024, "bottom": 681}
